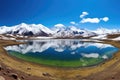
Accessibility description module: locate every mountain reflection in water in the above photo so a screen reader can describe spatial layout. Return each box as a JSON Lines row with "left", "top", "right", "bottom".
{"left": 4, "top": 39, "right": 119, "bottom": 67}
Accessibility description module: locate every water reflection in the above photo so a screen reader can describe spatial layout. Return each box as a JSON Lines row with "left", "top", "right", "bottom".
{"left": 5, "top": 39, "right": 114, "bottom": 54}
{"left": 4, "top": 39, "right": 119, "bottom": 67}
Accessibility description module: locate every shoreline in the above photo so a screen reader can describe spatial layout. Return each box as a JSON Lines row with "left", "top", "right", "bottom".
{"left": 0, "top": 39, "right": 120, "bottom": 80}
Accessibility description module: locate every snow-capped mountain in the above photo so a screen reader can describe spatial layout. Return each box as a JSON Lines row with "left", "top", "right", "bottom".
{"left": 93, "top": 27, "right": 119, "bottom": 35}
{"left": 0, "top": 23, "right": 97, "bottom": 37}
{"left": 52, "top": 26, "right": 96, "bottom": 38}
{"left": 0, "top": 23, "right": 53, "bottom": 36}
{"left": 0, "top": 23, "right": 119, "bottom": 38}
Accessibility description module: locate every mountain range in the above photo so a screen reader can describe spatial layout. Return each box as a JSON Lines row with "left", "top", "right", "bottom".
{"left": 0, "top": 23, "right": 119, "bottom": 38}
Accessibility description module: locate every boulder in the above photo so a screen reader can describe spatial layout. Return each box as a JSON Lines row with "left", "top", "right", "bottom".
{"left": 10, "top": 73, "right": 18, "bottom": 79}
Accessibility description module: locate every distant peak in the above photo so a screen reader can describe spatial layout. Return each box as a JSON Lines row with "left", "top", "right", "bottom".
{"left": 20, "top": 23, "right": 27, "bottom": 25}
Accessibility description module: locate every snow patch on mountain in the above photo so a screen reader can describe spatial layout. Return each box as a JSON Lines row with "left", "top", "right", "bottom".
{"left": 91, "top": 34, "right": 107, "bottom": 39}
{"left": 112, "top": 36, "right": 120, "bottom": 41}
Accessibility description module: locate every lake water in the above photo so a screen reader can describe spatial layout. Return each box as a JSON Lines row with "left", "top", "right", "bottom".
{"left": 4, "top": 39, "right": 119, "bottom": 68}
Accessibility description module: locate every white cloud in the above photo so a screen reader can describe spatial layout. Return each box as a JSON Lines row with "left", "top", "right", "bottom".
{"left": 54, "top": 24, "right": 65, "bottom": 28}
{"left": 80, "top": 12, "right": 89, "bottom": 18}
{"left": 81, "top": 53, "right": 99, "bottom": 58}
{"left": 102, "top": 17, "right": 109, "bottom": 22}
{"left": 70, "top": 21, "right": 76, "bottom": 25}
{"left": 81, "top": 18, "right": 100, "bottom": 23}
{"left": 80, "top": 12, "right": 109, "bottom": 24}
{"left": 80, "top": 17, "right": 109, "bottom": 23}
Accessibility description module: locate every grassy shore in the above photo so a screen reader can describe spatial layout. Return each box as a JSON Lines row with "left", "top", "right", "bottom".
{"left": 0, "top": 39, "right": 120, "bottom": 80}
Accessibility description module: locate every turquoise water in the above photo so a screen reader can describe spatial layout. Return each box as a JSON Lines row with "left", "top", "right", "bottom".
{"left": 4, "top": 39, "right": 119, "bottom": 67}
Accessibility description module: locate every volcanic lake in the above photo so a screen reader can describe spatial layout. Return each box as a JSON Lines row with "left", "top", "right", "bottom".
{"left": 4, "top": 39, "right": 119, "bottom": 68}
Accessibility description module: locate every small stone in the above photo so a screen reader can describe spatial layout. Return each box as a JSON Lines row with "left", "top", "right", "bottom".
{"left": 6, "top": 67, "right": 12, "bottom": 70}
{"left": 6, "top": 70, "right": 10, "bottom": 73}
{"left": 0, "top": 76, "right": 5, "bottom": 80}
{"left": 21, "top": 76, "right": 25, "bottom": 79}
{"left": 2, "top": 58, "right": 4, "bottom": 60}
{"left": 102, "top": 62, "right": 105, "bottom": 64}
{"left": 116, "top": 58, "right": 118, "bottom": 60}
{"left": 28, "top": 74, "right": 31, "bottom": 76}
{"left": 76, "top": 75, "right": 81, "bottom": 78}
{"left": 3, "top": 72, "right": 7, "bottom": 75}
{"left": 112, "top": 76, "right": 115, "bottom": 79}
{"left": 27, "top": 67, "right": 31, "bottom": 70}
{"left": 10, "top": 73, "right": 18, "bottom": 79}
{"left": 42, "top": 72, "right": 51, "bottom": 77}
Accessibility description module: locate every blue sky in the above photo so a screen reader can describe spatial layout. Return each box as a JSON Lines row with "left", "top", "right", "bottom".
{"left": 0, "top": 0, "right": 120, "bottom": 29}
